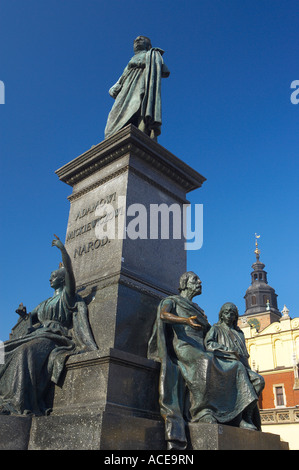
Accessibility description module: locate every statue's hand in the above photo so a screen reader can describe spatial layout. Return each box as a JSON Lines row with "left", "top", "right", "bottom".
{"left": 51, "top": 234, "right": 64, "bottom": 250}
{"left": 187, "top": 316, "right": 203, "bottom": 329}
{"left": 15, "top": 303, "right": 28, "bottom": 319}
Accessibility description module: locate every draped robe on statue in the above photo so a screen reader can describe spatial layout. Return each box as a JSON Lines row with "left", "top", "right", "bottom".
{"left": 204, "top": 320, "right": 264, "bottom": 430}
{"left": 148, "top": 295, "right": 261, "bottom": 446}
{"left": 105, "top": 48, "right": 169, "bottom": 139}
{"left": 0, "top": 289, "right": 97, "bottom": 415}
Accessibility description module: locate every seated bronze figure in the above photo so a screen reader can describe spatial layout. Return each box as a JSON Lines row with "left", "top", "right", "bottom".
{"left": 148, "top": 272, "right": 264, "bottom": 450}
{"left": 0, "top": 235, "right": 97, "bottom": 416}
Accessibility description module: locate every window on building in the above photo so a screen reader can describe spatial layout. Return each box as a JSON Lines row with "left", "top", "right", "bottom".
{"left": 274, "top": 385, "right": 286, "bottom": 407}
{"left": 251, "top": 295, "right": 256, "bottom": 305}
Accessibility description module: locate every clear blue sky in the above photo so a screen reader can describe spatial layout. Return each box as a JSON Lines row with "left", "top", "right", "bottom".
{"left": 0, "top": 0, "right": 298, "bottom": 341}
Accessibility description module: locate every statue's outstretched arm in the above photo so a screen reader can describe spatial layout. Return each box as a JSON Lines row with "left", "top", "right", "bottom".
{"left": 160, "top": 301, "right": 203, "bottom": 330}
{"left": 52, "top": 234, "right": 76, "bottom": 298}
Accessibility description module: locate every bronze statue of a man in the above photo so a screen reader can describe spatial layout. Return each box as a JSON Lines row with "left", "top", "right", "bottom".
{"left": 105, "top": 36, "right": 170, "bottom": 140}
{"left": 148, "top": 272, "right": 265, "bottom": 450}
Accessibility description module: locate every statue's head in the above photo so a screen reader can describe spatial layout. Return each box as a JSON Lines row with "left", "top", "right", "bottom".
{"left": 49, "top": 267, "right": 66, "bottom": 290}
{"left": 178, "top": 271, "right": 202, "bottom": 296}
{"left": 133, "top": 36, "right": 152, "bottom": 53}
{"left": 218, "top": 302, "right": 239, "bottom": 328}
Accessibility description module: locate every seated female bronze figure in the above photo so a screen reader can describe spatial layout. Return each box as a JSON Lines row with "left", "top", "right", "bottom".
{"left": 0, "top": 235, "right": 97, "bottom": 416}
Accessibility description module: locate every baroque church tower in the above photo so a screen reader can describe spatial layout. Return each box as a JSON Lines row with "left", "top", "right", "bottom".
{"left": 239, "top": 235, "right": 281, "bottom": 332}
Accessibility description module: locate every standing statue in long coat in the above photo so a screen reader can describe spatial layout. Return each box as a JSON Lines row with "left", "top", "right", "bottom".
{"left": 105, "top": 36, "right": 170, "bottom": 140}
{"left": 0, "top": 235, "right": 97, "bottom": 416}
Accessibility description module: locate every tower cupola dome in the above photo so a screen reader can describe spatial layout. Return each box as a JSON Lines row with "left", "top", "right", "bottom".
{"left": 243, "top": 235, "right": 281, "bottom": 327}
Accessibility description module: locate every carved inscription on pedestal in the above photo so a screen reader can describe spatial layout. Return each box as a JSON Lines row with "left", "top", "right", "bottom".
{"left": 66, "top": 191, "right": 123, "bottom": 258}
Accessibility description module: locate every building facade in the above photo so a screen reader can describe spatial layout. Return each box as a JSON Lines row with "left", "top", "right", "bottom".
{"left": 238, "top": 239, "right": 299, "bottom": 450}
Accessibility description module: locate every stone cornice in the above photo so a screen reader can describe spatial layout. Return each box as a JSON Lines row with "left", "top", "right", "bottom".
{"left": 67, "top": 164, "right": 189, "bottom": 205}
{"left": 55, "top": 124, "right": 206, "bottom": 193}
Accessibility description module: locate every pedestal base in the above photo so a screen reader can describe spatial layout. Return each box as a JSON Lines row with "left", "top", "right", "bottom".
{"left": 0, "top": 350, "right": 289, "bottom": 450}
{"left": 28, "top": 411, "right": 165, "bottom": 450}
{"left": 0, "top": 415, "right": 32, "bottom": 450}
{"left": 188, "top": 422, "right": 289, "bottom": 450}
{"left": 0, "top": 414, "right": 288, "bottom": 450}
{"left": 30, "top": 348, "right": 166, "bottom": 450}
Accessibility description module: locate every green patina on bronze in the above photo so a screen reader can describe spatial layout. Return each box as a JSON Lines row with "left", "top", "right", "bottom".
{"left": 148, "top": 272, "right": 265, "bottom": 450}
{"left": 105, "top": 36, "right": 170, "bottom": 141}
{"left": 0, "top": 235, "right": 97, "bottom": 416}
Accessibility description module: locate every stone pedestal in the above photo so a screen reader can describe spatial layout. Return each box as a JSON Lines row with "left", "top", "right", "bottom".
{"left": 188, "top": 422, "right": 289, "bottom": 450}
{"left": 28, "top": 410, "right": 165, "bottom": 450}
{"left": 0, "top": 413, "right": 288, "bottom": 450}
{"left": 55, "top": 124, "right": 206, "bottom": 357}
{"left": 4, "top": 126, "right": 206, "bottom": 450}
{"left": 0, "top": 415, "right": 32, "bottom": 450}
